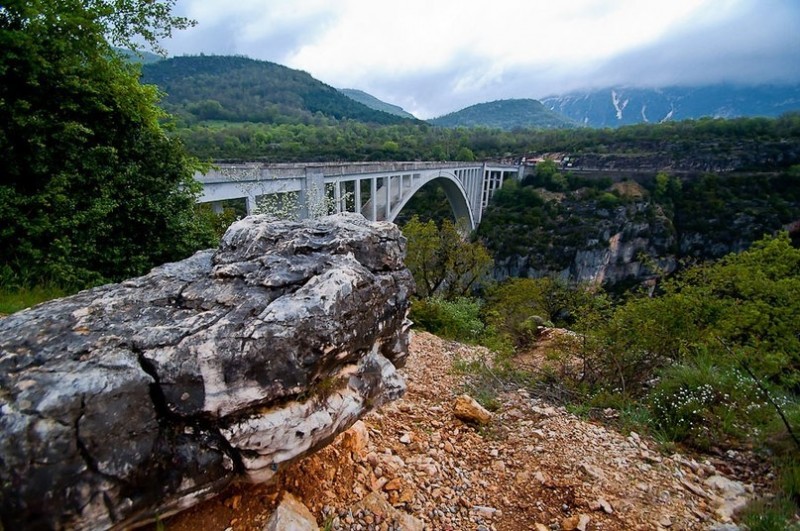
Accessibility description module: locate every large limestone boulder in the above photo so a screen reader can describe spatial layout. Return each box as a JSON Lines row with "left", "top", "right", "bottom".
{"left": 0, "top": 213, "right": 413, "bottom": 530}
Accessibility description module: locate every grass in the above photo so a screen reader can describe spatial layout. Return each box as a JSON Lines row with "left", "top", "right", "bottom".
{"left": 740, "top": 495, "right": 800, "bottom": 531}
{"left": 0, "top": 285, "right": 69, "bottom": 315}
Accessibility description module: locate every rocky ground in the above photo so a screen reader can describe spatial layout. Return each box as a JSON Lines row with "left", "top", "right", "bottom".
{"left": 164, "top": 331, "right": 768, "bottom": 530}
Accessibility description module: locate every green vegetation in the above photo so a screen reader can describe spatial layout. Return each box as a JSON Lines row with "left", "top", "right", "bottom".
{"left": 173, "top": 120, "right": 521, "bottom": 162}
{"left": 425, "top": 232, "right": 800, "bottom": 527}
{"left": 542, "top": 233, "right": 800, "bottom": 422}
{"left": 430, "top": 99, "right": 576, "bottom": 130}
{"left": 482, "top": 277, "right": 591, "bottom": 348}
{"left": 141, "top": 55, "right": 412, "bottom": 126}
{"left": 0, "top": 1, "right": 219, "bottom": 292}
{"left": 476, "top": 163, "right": 800, "bottom": 283}
{"left": 0, "top": 285, "right": 69, "bottom": 315}
{"left": 393, "top": 183, "right": 455, "bottom": 227}
{"left": 403, "top": 216, "right": 493, "bottom": 299}
{"left": 411, "top": 297, "right": 485, "bottom": 343}
{"left": 160, "top": 110, "right": 800, "bottom": 165}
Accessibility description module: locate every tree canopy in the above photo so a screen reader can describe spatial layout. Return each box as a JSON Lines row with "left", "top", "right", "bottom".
{"left": 402, "top": 216, "right": 493, "bottom": 299}
{"left": 0, "top": 0, "right": 215, "bottom": 287}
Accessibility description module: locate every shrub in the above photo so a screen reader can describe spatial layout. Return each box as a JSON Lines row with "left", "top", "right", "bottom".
{"left": 483, "top": 277, "right": 591, "bottom": 349}
{"left": 648, "top": 354, "right": 786, "bottom": 449}
{"left": 410, "top": 297, "right": 485, "bottom": 342}
{"left": 566, "top": 232, "right": 800, "bottom": 400}
{"left": 597, "top": 192, "right": 620, "bottom": 209}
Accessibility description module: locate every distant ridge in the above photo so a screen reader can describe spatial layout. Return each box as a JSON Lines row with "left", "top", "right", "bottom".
{"left": 541, "top": 84, "right": 800, "bottom": 128}
{"left": 429, "top": 99, "right": 575, "bottom": 130}
{"left": 114, "top": 47, "right": 163, "bottom": 64}
{"left": 140, "top": 55, "right": 412, "bottom": 125}
{"left": 339, "top": 88, "right": 416, "bottom": 119}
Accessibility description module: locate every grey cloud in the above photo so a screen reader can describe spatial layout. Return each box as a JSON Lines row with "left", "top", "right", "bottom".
{"left": 161, "top": 0, "right": 800, "bottom": 117}
{"left": 393, "top": 1, "right": 800, "bottom": 116}
{"left": 585, "top": 1, "right": 800, "bottom": 89}
{"left": 165, "top": 3, "right": 335, "bottom": 63}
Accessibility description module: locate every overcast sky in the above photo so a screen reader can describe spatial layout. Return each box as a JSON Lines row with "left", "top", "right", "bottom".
{"left": 162, "top": 0, "right": 800, "bottom": 119}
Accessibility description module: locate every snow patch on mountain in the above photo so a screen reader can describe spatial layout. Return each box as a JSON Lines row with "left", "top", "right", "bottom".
{"left": 611, "top": 90, "right": 629, "bottom": 120}
{"left": 540, "top": 84, "right": 800, "bottom": 128}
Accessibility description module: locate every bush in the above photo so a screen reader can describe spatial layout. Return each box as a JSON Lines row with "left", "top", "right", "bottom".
{"left": 648, "top": 354, "right": 791, "bottom": 449}
{"left": 566, "top": 232, "right": 800, "bottom": 399}
{"left": 597, "top": 192, "right": 620, "bottom": 209}
{"left": 483, "top": 277, "right": 590, "bottom": 349}
{"left": 410, "top": 297, "right": 485, "bottom": 342}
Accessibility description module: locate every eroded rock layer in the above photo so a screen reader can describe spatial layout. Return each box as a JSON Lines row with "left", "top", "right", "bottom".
{"left": 0, "top": 213, "right": 413, "bottom": 530}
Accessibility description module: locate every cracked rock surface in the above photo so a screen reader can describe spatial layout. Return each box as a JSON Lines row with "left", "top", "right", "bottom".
{"left": 0, "top": 213, "right": 413, "bottom": 531}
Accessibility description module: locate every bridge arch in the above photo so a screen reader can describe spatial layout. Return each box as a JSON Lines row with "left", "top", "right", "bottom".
{"left": 386, "top": 171, "right": 475, "bottom": 230}
{"left": 196, "top": 162, "right": 520, "bottom": 229}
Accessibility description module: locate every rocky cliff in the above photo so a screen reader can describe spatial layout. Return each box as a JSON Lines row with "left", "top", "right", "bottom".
{"left": 0, "top": 213, "right": 414, "bottom": 530}
{"left": 488, "top": 187, "right": 677, "bottom": 286}
{"left": 481, "top": 171, "right": 800, "bottom": 288}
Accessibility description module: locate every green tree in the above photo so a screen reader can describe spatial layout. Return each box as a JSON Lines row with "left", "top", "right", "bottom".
{"left": 522, "top": 159, "right": 567, "bottom": 191}
{"left": 568, "top": 232, "right": 800, "bottom": 396}
{"left": 654, "top": 172, "right": 670, "bottom": 198}
{"left": 0, "top": 0, "right": 215, "bottom": 287}
{"left": 455, "top": 146, "right": 476, "bottom": 161}
{"left": 402, "top": 216, "right": 493, "bottom": 298}
{"left": 483, "top": 277, "right": 593, "bottom": 348}
{"left": 381, "top": 140, "right": 400, "bottom": 153}
{"left": 536, "top": 159, "right": 559, "bottom": 180}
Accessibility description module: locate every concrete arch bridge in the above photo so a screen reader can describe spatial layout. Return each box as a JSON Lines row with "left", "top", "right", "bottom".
{"left": 195, "top": 162, "right": 521, "bottom": 231}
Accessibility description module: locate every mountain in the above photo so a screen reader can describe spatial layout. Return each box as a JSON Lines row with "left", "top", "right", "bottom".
{"left": 339, "top": 88, "right": 416, "bottom": 119}
{"left": 114, "top": 47, "right": 163, "bottom": 65}
{"left": 140, "top": 55, "right": 412, "bottom": 125}
{"left": 429, "top": 99, "right": 575, "bottom": 130}
{"left": 541, "top": 85, "right": 800, "bottom": 128}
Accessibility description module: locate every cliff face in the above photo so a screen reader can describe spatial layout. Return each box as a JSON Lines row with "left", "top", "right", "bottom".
{"left": 481, "top": 171, "right": 800, "bottom": 288}
{"left": 492, "top": 197, "right": 677, "bottom": 286}
{"left": 565, "top": 141, "right": 799, "bottom": 173}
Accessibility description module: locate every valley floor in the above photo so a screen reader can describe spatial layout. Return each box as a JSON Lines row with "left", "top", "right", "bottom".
{"left": 164, "top": 332, "right": 768, "bottom": 530}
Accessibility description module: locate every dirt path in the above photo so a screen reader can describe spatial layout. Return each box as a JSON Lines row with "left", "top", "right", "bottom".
{"left": 165, "top": 331, "right": 763, "bottom": 530}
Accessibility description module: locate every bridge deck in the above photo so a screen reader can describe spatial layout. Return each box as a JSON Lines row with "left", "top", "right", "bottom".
{"left": 195, "top": 162, "right": 521, "bottom": 229}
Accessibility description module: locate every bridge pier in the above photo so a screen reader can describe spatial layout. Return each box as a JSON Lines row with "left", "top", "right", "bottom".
{"left": 245, "top": 195, "right": 258, "bottom": 215}
{"left": 301, "top": 170, "right": 326, "bottom": 219}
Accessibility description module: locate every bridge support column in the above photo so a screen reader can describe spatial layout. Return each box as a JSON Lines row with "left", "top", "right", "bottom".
{"left": 301, "top": 170, "right": 326, "bottom": 219}
{"left": 370, "top": 178, "right": 377, "bottom": 221}
{"left": 211, "top": 201, "right": 224, "bottom": 214}
{"left": 245, "top": 195, "right": 257, "bottom": 215}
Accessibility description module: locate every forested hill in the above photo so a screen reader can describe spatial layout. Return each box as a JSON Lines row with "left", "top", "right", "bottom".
{"left": 140, "top": 55, "right": 414, "bottom": 125}
{"left": 429, "top": 99, "right": 576, "bottom": 130}
{"left": 541, "top": 84, "right": 800, "bottom": 128}
{"left": 339, "top": 89, "right": 416, "bottom": 119}
{"left": 114, "top": 47, "right": 163, "bottom": 64}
